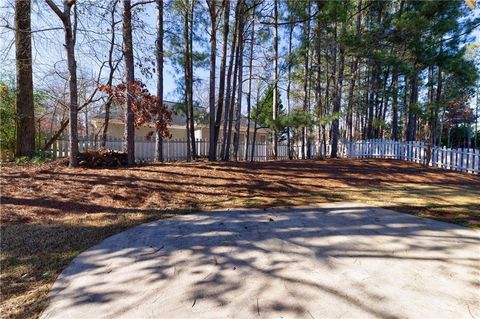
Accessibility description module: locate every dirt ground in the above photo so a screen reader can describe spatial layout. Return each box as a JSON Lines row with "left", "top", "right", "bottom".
{"left": 1, "top": 159, "right": 479, "bottom": 318}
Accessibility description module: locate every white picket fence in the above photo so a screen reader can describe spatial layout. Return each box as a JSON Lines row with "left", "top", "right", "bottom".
{"left": 44, "top": 136, "right": 275, "bottom": 162}
{"left": 346, "top": 140, "right": 480, "bottom": 174}
{"left": 44, "top": 137, "right": 479, "bottom": 174}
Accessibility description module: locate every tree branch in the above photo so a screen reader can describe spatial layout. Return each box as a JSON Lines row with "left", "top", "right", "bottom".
{"left": 45, "top": 0, "right": 65, "bottom": 21}
{"left": 131, "top": 0, "right": 156, "bottom": 9}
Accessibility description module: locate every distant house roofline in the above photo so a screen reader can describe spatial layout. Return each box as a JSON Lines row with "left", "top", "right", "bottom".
{"left": 91, "top": 101, "right": 269, "bottom": 134}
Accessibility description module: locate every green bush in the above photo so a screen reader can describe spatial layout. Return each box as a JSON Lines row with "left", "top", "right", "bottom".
{"left": 0, "top": 79, "right": 48, "bottom": 161}
{"left": 0, "top": 82, "right": 16, "bottom": 159}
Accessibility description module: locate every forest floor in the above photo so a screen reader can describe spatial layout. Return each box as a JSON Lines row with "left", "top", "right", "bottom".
{"left": 1, "top": 159, "right": 479, "bottom": 318}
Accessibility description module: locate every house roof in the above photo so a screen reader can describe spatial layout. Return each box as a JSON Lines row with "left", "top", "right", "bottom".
{"left": 93, "top": 100, "right": 267, "bottom": 131}
{"left": 93, "top": 101, "right": 188, "bottom": 126}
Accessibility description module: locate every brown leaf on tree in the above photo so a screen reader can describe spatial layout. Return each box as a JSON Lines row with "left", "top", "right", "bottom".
{"left": 98, "top": 81, "right": 173, "bottom": 139}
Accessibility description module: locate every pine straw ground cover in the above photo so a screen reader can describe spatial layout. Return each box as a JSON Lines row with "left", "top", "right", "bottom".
{"left": 1, "top": 159, "right": 479, "bottom": 318}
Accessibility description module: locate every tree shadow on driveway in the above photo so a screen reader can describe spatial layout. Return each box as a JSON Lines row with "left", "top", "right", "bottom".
{"left": 41, "top": 203, "right": 480, "bottom": 319}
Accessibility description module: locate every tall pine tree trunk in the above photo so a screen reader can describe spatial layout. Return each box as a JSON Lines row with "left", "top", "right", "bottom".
{"left": 346, "top": 0, "right": 361, "bottom": 141}
{"left": 15, "top": 0, "right": 35, "bottom": 157}
{"left": 221, "top": 1, "right": 238, "bottom": 160}
{"left": 272, "top": 0, "right": 279, "bottom": 159}
{"left": 244, "top": 16, "right": 254, "bottom": 161}
{"left": 367, "top": 66, "right": 376, "bottom": 139}
{"left": 302, "top": 2, "right": 311, "bottom": 159}
{"left": 391, "top": 69, "right": 399, "bottom": 140}
{"left": 122, "top": 0, "right": 135, "bottom": 164}
{"left": 314, "top": 0, "right": 326, "bottom": 156}
{"left": 155, "top": 0, "right": 164, "bottom": 161}
{"left": 378, "top": 67, "right": 390, "bottom": 139}
{"left": 188, "top": 4, "right": 196, "bottom": 158}
{"left": 207, "top": 0, "right": 217, "bottom": 161}
{"left": 287, "top": 21, "right": 294, "bottom": 159}
{"left": 183, "top": 7, "right": 191, "bottom": 160}
{"left": 406, "top": 72, "right": 418, "bottom": 141}
{"left": 214, "top": 0, "right": 230, "bottom": 157}
{"left": 225, "top": 8, "right": 241, "bottom": 161}
{"left": 331, "top": 23, "right": 345, "bottom": 158}
{"left": 233, "top": 3, "right": 245, "bottom": 161}
{"left": 434, "top": 67, "right": 443, "bottom": 146}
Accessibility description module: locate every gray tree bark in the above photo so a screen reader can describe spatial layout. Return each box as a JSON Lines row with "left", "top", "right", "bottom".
{"left": 214, "top": 0, "right": 230, "bottom": 159}
{"left": 15, "top": 0, "right": 35, "bottom": 157}
{"left": 346, "top": 0, "right": 362, "bottom": 141}
{"left": 287, "top": 20, "right": 294, "bottom": 159}
{"left": 155, "top": 0, "right": 164, "bottom": 161}
{"left": 207, "top": 0, "right": 217, "bottom": 161}
{"left": 233, "top": 2, "right": 245, "bottom": 161}
{"left": 272, "top": 0, "right": 278, "bottom": 159}
{"left": 122, "top": 0, "right": 135, "bottom": 164}
{"left": 302, "top": 2, "right": 311, "bottom": 159}
{"left": 331, "top": 31, "right": 345, "bottom": 158}
{"left": 102, "top": 0, "right": 119, "bottom": 148}
{"left": 220, "top": 1, "right": 238, "bottom": 160}
{"left": 244, "top": 16, "right": 254, "bottom": 161}
{"left": 406, "top": 73, "right": 418, "bottom": 141}
{"left": 183, "top": 4, "right": 192, "bottom": 161}
{"left": 46, "top": 0, "right": 79, "bottom": 167}
{"left": 187, "top": 2, "right": 196, "bottom": 159}
{"left": 391, "top": 69, "right": 399, "bottom": 141}
{"left": 224, "top": 0, "right": 242, "bottom": 161}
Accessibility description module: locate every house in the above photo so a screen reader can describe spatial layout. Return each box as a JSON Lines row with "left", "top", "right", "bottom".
{"left": 91, "top": 101, "right": 269, "bottom": 143}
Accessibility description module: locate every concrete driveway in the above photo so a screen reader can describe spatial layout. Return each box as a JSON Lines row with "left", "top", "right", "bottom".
{"left": 41, "top": 202, "right": 480, "bottom": 319}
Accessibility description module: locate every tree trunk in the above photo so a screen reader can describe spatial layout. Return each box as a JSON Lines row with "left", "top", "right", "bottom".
{"left": 315, "top": 0, "right": 326, "bottom": 157}
{"left": 122, "top": 0, "right": 135, "bottom": 164}
{"left": 15, "top": 0, "right": 35, "bottom": 157}
{"left": 225, "top": 6, "right": 241, "bottom": 161}
{"left": 379, "top": 67, "right": 390, "bottom": 139}
{"left": 331, "top": 23, "right": 345, "bottom": 158}
{"left": 183, "top": 6, "right": 192, "bottom": 161}
{"left": 101, "top": 98, "right": 112, "bottom": 147}
{"left": 323, "top": 44, "right": 331, "bottom": 155}
{"left": 367, "top": 66, "right": 376, "bottom": 139}
{"left": 101, "top": 0, "right": 119, "bottom": 148}
{"left": 346, "top": 57, "right": 358, "bottom": 141}
{"left": 187, "top": 3, "right": 196, "bottom": 159}
{"left": 391, "top": 69, "right": 399, "bottom": 141}
{"left": 233, "top": 3, "right": 245, "bottom": 161}
{"left": 427, "top": 65, "right": 435, "bottom": 145}
{"left": 346, "top": 0, "right": 361, "bottom": 142}
{"left": 66, "top": 4, "right": 79, "bottom": 167}
{"left": 406, "top": 72, "right": 418, "bottom": 141}
{"left": 207, "top": 0, "right": 217, "bottom": 161}
{"left": 46, "top": 0, "right": 79, "bottom": 167}
{"left": 447, "top": 127, "right": 451, "bottom": 148}
{"left": 251, "top": 120, "right": 257, "bottom": 162}
{"left": 220, "top": 1, "right": 238, "bottom": 160}
{"left": 475, "top": 87, "right": 479, "bottom": 151}
{"left": 155, "top": 0, "right": 164, "bottom": 161}
{"left": 42, "top": 119, "right": 69, "bottom": 151}
{"left": 287, "top": 20, "right": 294, "bottom": 159}
{"left": 244, "top": 16, "right": 255, "bottom": 161}
{"left": 434, "top": 67, "right": 443, "bottom": 146}
{"left": 302, "top": 3, "right": 311, "bottom": 159}
{"left": 214, "top": 0, "right": 230, "bottom": 158}
{"left": 272, "top": 0, "right": 278, "bottom": 159}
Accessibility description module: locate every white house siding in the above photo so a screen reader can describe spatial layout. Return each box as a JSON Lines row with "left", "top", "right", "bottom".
{"left": 92, "top": 120, "right": 268, "bottom": 142}
{"left": 91, "top": 120, "right": 203, "bottom": 140}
